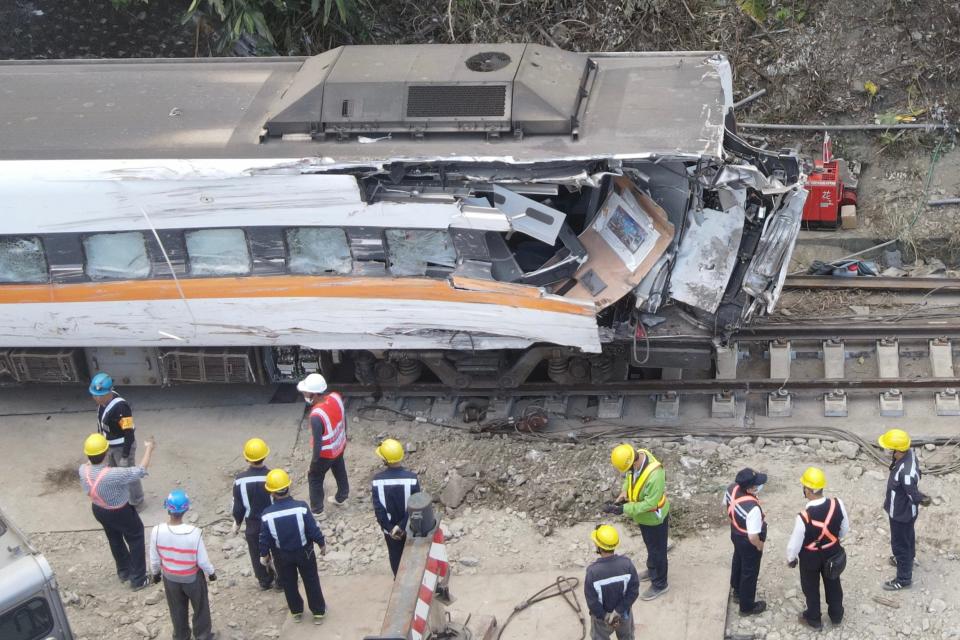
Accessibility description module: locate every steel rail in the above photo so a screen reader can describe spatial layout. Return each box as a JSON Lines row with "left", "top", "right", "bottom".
{"left": 784, "top": 276, "right": 960, "bottom": 291}
{"left": 334, "top": 377, "right": 958, "bottom": 397}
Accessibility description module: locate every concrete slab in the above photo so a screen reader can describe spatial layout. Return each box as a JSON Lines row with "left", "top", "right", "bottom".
{"left": 279, "top": 549, "right": 729, "bottom": 640}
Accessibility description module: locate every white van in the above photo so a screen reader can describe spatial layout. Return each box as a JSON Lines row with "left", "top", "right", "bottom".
{"left": 0, "top": 506, "right": 73, "bottom": 640}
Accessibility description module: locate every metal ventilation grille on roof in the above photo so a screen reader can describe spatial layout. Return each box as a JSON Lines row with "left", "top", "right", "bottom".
{"left": 406, "top": 85, "right": 506, "bottom": 118}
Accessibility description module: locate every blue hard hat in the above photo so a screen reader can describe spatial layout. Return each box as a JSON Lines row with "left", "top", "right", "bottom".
{"left": 89, "top": 372, "right": 114, "bottom": 396}
{"left": 163, "top": 489, "right": 191, "bottom": 514}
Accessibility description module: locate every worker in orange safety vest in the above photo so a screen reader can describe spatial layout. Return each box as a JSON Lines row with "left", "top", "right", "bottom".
{"left": 723, "top": 468, "right": 768, "bottom": 616}
{"left": 298, "top": 373, "right": 350, "bottom": 514}
{"left": 786, "top": 467, "right": 850, "bottom": 631}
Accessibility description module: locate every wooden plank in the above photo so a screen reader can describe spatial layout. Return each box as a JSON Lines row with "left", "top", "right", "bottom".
{"left": 785, "top": 276, "right": 960, "bottom": 291}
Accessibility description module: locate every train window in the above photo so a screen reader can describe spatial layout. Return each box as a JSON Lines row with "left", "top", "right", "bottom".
{"left": 0, "top": 597, "right": 54, "bottom": 640}
{"left": 185, "top": 229, "right": 251, "bottom": 277}
{"left": 285, "top": 228, "right": 352, "bottom": 275}
{"left": 0, "top": 236, "right": 47, "bottom": 283}
{"left": 385, "top": 229, "right": 457, "bottom": 276}
{"left": 83, "top": 232, "right": 151, "bottom": 280}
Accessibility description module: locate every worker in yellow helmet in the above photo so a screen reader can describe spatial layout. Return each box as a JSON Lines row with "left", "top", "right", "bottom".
{"left": 603, "top": 444, "right": 670, "bottom": 600}
{"left": 259, "top": 469, "right": 328, "bottom": 625}
{"left": 786, "top": 467, "right": 850, "bottom": 631}
{"left": 78, "top": 433, "right": 156, "bottom": 590}
{"left": 371, "top": 439, "right": 422, "bottom": 576}
{"left": 230, "top": 438, "right": 278, "bottom": 590}
{"left": 584, "top": 525, "right": 640, "bottom": 639}
{"left": 877, "top": 429, "right": 929, "bottom": 591}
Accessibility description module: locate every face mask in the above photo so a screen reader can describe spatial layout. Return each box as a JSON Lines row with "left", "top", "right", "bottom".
{"left": 755, "top": 484, "right": 764, "bottom": 494}
{"left": 303, "top": 395, "right": 312, "bottom": 405}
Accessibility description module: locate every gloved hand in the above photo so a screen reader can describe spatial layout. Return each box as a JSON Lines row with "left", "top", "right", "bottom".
{"left": 787, "top": 559, "right": 798, "bottom": 569}
{"left": 390, "top": 525, "right": 404, "bottom": 540}
{"left": 615, "top": 491, "right": 627, "bottom": 504}
{"left": 602, "top": 502, "right": 623, "bottom": 515}
{"left": 152, "top": 573, "right": 162, "bottom": 584}
{"left": 260, "top": 556, "right": 270, "bottom": 567}
{"left": 208, "top": 573, "right": 217, "bottom": 582}
{"left": 604, "top": 611, "right": 621, "bottom": 626}
{"left": 230, "top": 521, "right": 240, "bottom": 536}
{"left": 318, "top": 545, "right": 327, "bottom": 556}
{"left": 920, "top": 494, "right": 932, "bottom": 507}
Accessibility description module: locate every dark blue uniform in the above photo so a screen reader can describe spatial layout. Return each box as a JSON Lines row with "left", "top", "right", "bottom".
{"left": 259, "top": 496, "right": 326, "bottom": 616}
{"left": 584, "top": 554, "right": 640, "bottom": 639}
{"left": 884, "top": 449, "right": 922, "bottom": 585}
{"left": 371, "top": 466, "right": 421, "bottom": 576}
{"left": 232, "top": 466, "right": 273, "bottom": 588}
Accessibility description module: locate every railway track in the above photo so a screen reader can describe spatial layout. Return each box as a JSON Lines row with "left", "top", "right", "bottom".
{"left": 326, "top": 279, "right": 960, "bottom": 423}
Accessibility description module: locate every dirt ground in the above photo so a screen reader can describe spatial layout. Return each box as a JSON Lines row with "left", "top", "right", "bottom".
{"left": 2, "top": 388, "right": 959, "bottom": 640}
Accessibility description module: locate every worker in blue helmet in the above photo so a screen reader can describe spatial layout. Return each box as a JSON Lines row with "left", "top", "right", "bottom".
{"left": 149, "top": 489, "right": 217, "bottom": 640}
{"left": 89, "top": 372, "right": 143, "bottom": 507}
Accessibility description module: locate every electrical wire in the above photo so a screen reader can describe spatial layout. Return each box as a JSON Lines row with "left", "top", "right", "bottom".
{"left": 496, "top": 576, "right": 585, "bottom": 640}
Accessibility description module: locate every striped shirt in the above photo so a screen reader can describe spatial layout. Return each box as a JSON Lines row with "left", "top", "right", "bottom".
{"left": 78, "top": 463, "right": 147, "bottom": 508}
{"left": 149, "top": 523, "right": 214, "bottom": 583}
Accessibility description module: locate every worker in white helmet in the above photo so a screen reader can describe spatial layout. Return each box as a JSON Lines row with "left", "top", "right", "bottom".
{"left": 297, "top": 373, "right": 349, "bottom": 514}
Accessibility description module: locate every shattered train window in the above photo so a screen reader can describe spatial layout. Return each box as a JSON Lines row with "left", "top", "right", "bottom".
{"left": 0, "top": 236, "right": 47, "bottom": 283}
{"left": 185, "top": 228, "right": 251, "bottom": 277}
{"left": 385, "top": 229, "right": 458, "bottom": 276}
{"left": 286, "top": 227, "right": 352, "bottom": 275}
{"left": 84, "top": 231, "right": 151, "bottom": 280}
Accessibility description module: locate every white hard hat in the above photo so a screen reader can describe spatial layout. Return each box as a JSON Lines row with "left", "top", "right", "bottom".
{"left": 297, "top": 373, "right": 328, "bottom": 395}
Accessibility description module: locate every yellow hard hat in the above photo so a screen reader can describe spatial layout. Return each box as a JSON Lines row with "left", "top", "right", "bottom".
{"left": 591, "top": 524, "right": 620, "bottom": 551}
{"left": 243, "top": 438, "right": 270, "bottom": 463}
{"left": 376, "top": 438, "right": 404, "bottom": 464}
{"left": 800, "top": 467, "right": 826, "bottom": 490}
{"left": 265, "top": 469, "right": 291, "bottom": 493}
{"left": 610, "top": 444, "right": 636, "bottom": 473}
{"left": 878, "top": 429, "right": 911, "bottom": 452}
{"left": 83, "top": 433, "right": 109, "bottom": 457}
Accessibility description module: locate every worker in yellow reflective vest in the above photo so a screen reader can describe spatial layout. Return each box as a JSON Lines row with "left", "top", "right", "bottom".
{"left": 604, "top": 444, "right": 670, "bottom": 600}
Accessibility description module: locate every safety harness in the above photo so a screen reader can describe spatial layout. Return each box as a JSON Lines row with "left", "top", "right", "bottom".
{"left": 799, "top": 498, "right": 839, "bottom": 551}
{"left": 84, "top": 465, "right": 123, "bottom": 510}
{"left": 626, "top": 450, "right": 667, "bottom": 512}
{"left": 726, "top": 484, "right": 761, "bottom": 535}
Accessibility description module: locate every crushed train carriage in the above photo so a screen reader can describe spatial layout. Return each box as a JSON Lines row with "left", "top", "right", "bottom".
{"left": 0, "top": 44, "right": 805, "bottom": 389}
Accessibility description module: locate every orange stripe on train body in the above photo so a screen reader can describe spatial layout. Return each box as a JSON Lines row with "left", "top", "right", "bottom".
{"left": 0, "top": 275, "right": 596, "bottom": 317}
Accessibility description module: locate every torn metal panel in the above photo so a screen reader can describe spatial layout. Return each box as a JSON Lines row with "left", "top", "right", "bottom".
{"left": 670, "top": 207, "right": 746, "bottom": 313}
{"left": 492, "top": 185, "right": 566, "bottom": 244}
{"left": 743, "top": 188, "right": 806, "bottom": 311}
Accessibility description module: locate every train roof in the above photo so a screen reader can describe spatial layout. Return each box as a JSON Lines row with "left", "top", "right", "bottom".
{"left": 0, "top": 44, "right": 732, "bottom": 164}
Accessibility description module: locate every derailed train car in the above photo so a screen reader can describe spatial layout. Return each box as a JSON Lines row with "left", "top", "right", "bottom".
{"left": 0, "top": 44, "right": 804, "bottom": 388}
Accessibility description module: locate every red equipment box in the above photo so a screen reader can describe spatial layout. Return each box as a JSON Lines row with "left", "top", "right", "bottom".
{"left": 801, "top": 134, "right": 858, "bottom": 227}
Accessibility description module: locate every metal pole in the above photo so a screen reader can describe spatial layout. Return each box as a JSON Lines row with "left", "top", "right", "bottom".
{"left": 928, "top": 198, "right": 960, "bottom": 206}
{"left": 733, "top": 89, "right": 767, "bottom": 109}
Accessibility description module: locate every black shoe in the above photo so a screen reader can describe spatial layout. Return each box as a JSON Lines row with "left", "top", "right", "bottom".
{"left": 118, "top": 571, "right": 130, "bottom": 583}
{"left": 259, "top": 581, "right": 273, "bottom": 591}
{"left": 883, "top": 579, "right": 911, "bottom": 591}
{"left": 739, "top": 601, "right": 767, "bottom": 616}
{"left": 798, "top": 613, "right": 823, "bottom": 630}
{"left": 130, "top": 577, "right": 150, "bottom": 592}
